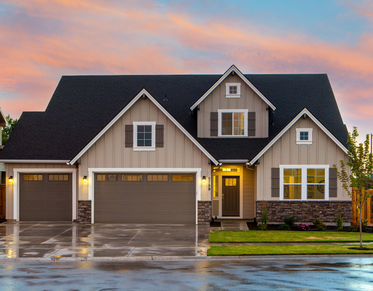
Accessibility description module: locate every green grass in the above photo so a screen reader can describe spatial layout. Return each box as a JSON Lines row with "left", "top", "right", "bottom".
{"left": 208, "top": 245, "right": 373, "bottom": 256}
{"left": 209, "top": 230, "right": 373, "bottom": 243}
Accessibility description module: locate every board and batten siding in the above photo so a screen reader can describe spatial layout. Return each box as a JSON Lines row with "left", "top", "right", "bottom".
{"left": 256, "top": 117, "right": 349, "bottom": 201}
{"left": 197, "top": 74, "right": 268, "bottom": 138}
{"left": 243, "top": 165, "right": 255, "bottom": 219}
{"left": 78, "top": 97, "right": 211, "bottom": 200}
{"left": 4, "top": 163, "right": 75, "bottom": 220}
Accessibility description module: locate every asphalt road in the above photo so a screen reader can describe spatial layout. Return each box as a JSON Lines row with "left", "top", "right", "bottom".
{"left": 0, "top": 256, "right": 372, "bottom": 290}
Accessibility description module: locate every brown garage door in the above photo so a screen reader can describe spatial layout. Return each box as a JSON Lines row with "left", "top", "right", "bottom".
{"left": 20, "top": 173, "right": 72, "bottom": 221}
{"left": 94, "top": 173, "right": 195, "bottom": 224}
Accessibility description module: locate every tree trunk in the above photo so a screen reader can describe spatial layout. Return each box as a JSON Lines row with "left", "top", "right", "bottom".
{"left": 359, "top": 190, "right": 363, "bottom": 249}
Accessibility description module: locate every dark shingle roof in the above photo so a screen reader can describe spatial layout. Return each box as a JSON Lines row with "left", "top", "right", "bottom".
{"left": 0, "top": 73, "right": 347, "bottom": 162}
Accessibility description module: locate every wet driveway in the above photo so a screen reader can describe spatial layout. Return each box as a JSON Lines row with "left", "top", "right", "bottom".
{"left": 0, "top": 222, "right": 210, "bottom": 259}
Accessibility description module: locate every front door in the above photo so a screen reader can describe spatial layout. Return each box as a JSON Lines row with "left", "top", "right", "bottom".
{"left": 222, "top": 176, "right": 239, "bottom": 216}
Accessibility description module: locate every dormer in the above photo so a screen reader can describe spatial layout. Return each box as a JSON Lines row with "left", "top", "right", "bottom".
{"left": 191, "top": 65, "right": 275, "bottom": 138}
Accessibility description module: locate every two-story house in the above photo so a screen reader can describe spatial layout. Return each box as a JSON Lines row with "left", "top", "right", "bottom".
{"left": 0, "top": 65, "right": 351, "bottom": 224}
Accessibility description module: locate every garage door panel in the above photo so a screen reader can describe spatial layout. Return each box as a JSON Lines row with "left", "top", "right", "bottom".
{"left": 95, "top": 173, "right": 196, "bottom": 223}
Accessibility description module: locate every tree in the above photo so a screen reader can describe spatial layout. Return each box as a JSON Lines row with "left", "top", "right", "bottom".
{"left": 333, "top": 127, "right": 373, "bottom": 249}
{"left": 1, "top": 115, "right": 18, "bottom": 145}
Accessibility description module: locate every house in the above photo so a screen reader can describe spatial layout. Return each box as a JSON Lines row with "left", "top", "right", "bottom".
{"left": 0, "top": 107, "right": 7, "bottom": 220}
{"left": 0, "top": 65, "right": 351, "bottom": 224}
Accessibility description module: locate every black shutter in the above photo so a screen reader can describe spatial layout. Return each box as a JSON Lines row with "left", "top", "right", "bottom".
{"left": 248, "top": 112, "right": 256, "bottom": 137}
{"left": 271, "top": 167, "right": 280, "bottom": 197}
{"left": 210, "top": 112, "right": 218, "bottom": 136}
{"left": 125, "top": 125, "right": 133, "bottom": 148}
{"left": 329, "top": 168, "right": 338, "bottom": 198}
{"left": 156, "top": 124, "right": 164, "bottom": 148}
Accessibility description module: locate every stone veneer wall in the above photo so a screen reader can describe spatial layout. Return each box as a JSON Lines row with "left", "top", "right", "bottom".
{"left": 78, "top": 200, "right": 91, "bottom": 223}
{"left": 256, "top": 201, "right": 352, "bottom": 224}
{"left": 198, "top": 201, "right": 212, "bottom": 224}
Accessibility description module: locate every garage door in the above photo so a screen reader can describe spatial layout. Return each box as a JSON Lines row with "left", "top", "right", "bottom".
{"left": 94, "top": 173, "right": 195, "bottom": 223}
{"left": 20, "top": 173, "right": 72, "bottom": 221}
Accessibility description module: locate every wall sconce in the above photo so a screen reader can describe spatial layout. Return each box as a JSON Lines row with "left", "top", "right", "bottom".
{"left": 8, "top": 176, "right": 13, "bottom": 183}
{"left": 83, "top": 176, "right": 88, "bottom": 184}
{"left": 202, "top": 176, "right": 206, "bottom": 184}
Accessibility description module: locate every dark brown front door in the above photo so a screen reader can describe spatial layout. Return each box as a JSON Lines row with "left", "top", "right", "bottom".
{"left": 0, "top": 185, "right": 5, "bottom": 219}
{"left": 222, "top": 176, "right": 239, "bottom": 216}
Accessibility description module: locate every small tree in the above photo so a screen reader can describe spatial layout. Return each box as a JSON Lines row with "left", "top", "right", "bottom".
{"left": 2, "top": 115, "right": 18, "bottom": 145}
{"left": 333, "top": 127, "right": 373, "bottom": 249}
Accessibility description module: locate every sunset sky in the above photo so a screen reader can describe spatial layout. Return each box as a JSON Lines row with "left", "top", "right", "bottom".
{"left": 0, "top": 0, "right": 372, "bottom": 141}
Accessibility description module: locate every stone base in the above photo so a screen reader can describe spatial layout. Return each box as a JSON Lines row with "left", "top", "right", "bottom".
{"left": 256, "top": 201, "right": 352, "bottom": 223}
{"left": 198, "top": 201, "right": 212, "bottom": 224}
{"left": 78, "top": 200, "right": 91, "bottom": 223}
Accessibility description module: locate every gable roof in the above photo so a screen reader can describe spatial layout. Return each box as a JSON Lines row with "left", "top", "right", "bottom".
{"left": 69, "top": 88, "right": 219, "bottom": 165}
{"left": 190, "top": 65, "right": 276, "bottom": 111}
{"left": 0, "top": 72, "right": 348, "bottom": 163}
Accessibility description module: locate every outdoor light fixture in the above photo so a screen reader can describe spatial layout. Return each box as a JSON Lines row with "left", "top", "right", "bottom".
{"left": 202, "top": 176, "right": 206, "bottom": 184}
{"left": 8, "top": 176, "right": 13, "bottom": 183}
{"left": 83, "top": 176, "right": 88, "bottom": 184}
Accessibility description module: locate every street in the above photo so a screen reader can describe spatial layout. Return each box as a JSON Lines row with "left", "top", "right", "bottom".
{"left": 0, "top": 256, "right": 372, "bottom": 290}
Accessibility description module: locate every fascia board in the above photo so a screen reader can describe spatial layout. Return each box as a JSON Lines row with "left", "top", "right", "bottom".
{"left": 190, "top": 65, "right": 276, "bottom": 111}
{"left": 248, "top": 108, "right": 348, "bottom": 165}
{"left": 69, "top": 89, "right": 219, "bottom": 166}
{"left": 0, "top": 159, "right": 70, "bottom": 163}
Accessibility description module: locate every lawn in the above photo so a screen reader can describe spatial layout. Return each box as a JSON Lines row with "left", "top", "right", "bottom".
{"left": 209, "top": 230, "right": 373, "bottom": 243}
{"left": 208, "top": 245, "right": 373, "bottom": 256}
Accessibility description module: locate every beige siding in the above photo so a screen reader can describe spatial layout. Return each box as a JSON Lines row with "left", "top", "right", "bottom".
{"left": 256, "top": 117, "right": 349, "bottom": 201}
{"left": 243, "top": 166, "right": 255, "bottom": 218}
{"left": 4, "top": 163, "right": 75, "bottom": 220}
{"left": 197, "top": 74, "right": 268, "bottom": 138}
{"left": 79, "top": 97, "right": 211, "bottom": 200}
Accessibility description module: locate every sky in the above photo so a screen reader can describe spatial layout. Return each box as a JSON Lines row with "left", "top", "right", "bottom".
{"left": 0, "top": 0, "right": 372, "bottom": 142}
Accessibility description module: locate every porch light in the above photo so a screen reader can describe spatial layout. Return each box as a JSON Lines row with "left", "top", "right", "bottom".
{"left": 202, "top": 176, "right": 206, "bottom": 184}
{"left": 8, "top": 176, "right": 13, "bottom": 183}
{"left": 83, "top": 176, "right": 88, "bottom": 184}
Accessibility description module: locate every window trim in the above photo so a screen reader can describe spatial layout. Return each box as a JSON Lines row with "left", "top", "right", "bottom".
{"left": 133, "top": 121, "right": 156, "bottom": 151}
{"left": 225, "top": 83, "right": 241, "bottom": 98}
{"left": 218, "top": 109, "right": 248, "bottom": 137}
{"left": 296, "top": 128, "right": 313, "bottom": 145}
{"left": 279, "top": 165, "right": 329, "bottom": 201}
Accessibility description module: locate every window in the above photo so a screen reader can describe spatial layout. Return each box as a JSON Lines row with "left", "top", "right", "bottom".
{"left": 133, "top": 122, "right": 156, "bottom": 151}
{"left": 49, "top": 174, "right": 69, "bottom": 181}
{"left": 213, "top": 176, "right": 218, "bottom": 197}
{"left": 97, "top": 174, "right": 117, "bottom": 181}
{"left": 23, "top": 174, "right": 43, "bottom": 181}
{"left": 224, "top": 178, "right": 238, "bottom": 186}
{"left": 225, "top": 83, "right": 241, "bottom": 98}
{"left": 280, "top": 165, "right": 329, "bottom": 200}
{"left": 122, "top": 175, "right": 143, "bottom": 182}
{"left": 218, "top": 110, "right": 248, "bottom": 137}
{"left": 172, "top": 175, "right": 194, "bottom": 181}
{"left": 147, "top": 174, "right": 169, "bottom": 182}
{"left": 296, "top": 128, "right": 313, "bottom": 145}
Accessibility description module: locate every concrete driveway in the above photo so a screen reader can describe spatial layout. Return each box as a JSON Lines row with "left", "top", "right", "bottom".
{"left": 0, "top": 222, "right": 210, "bottom": 259}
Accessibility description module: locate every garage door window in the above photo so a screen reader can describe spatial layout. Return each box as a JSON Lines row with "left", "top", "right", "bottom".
{"left": 122, "top": 175, "right": 143, "bottom": 182}
{"left": 49, "top": 174, "right": 69, "bottom": 181}
{"left": 172, "top": 175, "right": 194, "bottom": 181}
{"left": 23, "top": 175, "right": 43, "bottom": 181}
{"left": 97, "top": 174, "right": 118, "bottom": 181}
{"left": 147, "top": 174, "right": 168, "bottom": 182}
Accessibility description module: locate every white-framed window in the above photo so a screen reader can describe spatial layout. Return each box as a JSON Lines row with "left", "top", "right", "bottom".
{"left": 225, "top": 83, "right": 241, "bottom": 98}
{"left": 218, "top": 109, "right": 248, "bottom": 137}
{"left": 296, "top": 128, "right": 313, "bottom": 145}
{"left": 133, "top": 122, "right": 156, "bottom": 151}
{"left": 280, "top": 165, "right": 329, "bottom": 200}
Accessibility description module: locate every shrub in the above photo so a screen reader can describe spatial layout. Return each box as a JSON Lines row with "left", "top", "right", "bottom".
{"left": 348, "top": 225, "right": 358, "bottom": 232}
{"left": 296, "top": 223, "right": 310, "bottom": 231}
{"left": 261, "top": 206, "right": 268, "bottom": 224}
{"left": 283, "top": 214, "right": 296, "bottom": 227}
{"left": 279, "top": 224, "right": 290, "bottom": 230}
{"left": 313, "top": 218, "right": 326, "bottom": 231}
{"left": 335, "top": 210, "right": 344, "bottom": 230}
{"left": 257, "top": 222, "right": 267, "bottom": 230}
{"left": 358, "top": 219, "right": 368, "bottom": 232}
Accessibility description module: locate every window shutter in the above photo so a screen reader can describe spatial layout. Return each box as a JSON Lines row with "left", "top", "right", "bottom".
{"left": 271, "top": 167, "right": 280, "bottom": 197}
{"left": 125, "top": 125, "right": 133, "bottom": 147}
{"left": 210, "top": 112, "right": 218, "bottom": 136}
{"left": 248, "top": 112, "right": 256, "bottom": 137}
{"left": 329, "top": 168, "right": 338, "bottom": 198}
{"left": 156, "top": 124, "right": 164, "bottom": 148}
